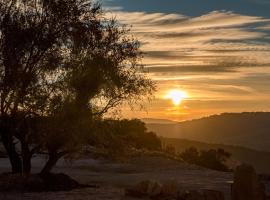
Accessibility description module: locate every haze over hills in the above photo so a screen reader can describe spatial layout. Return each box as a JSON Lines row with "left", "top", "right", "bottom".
{"left": 162, "top": 138, "right": 270, "bottom": 174}
{"left": 146, "top": 112, "right": 270, "bottom": 152}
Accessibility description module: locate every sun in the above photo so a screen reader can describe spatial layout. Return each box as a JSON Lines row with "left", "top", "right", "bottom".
{"left": 165, "top": 89, "right": 188, "bottom": 106}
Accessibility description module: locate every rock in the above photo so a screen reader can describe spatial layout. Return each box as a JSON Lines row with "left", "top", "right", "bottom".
{"left": 24, "top": 174, "right": 45, "bottom": 192}
{"left": 41, "top": 173, "right": 80, "bottom": 191}
{"left": 177, "top": 189, "right": 224, "bottom": 200}
{"left": 125, "top": 180, "right": 162, "bottom": 198}
{"left": 232, "top": 164, "right": 266, "bottom": 200}
{"left": 0, "top": 172, "right": 82, "bottom": 192}
{"left": 147, "top": 181, "right": 162, "bottom": 197}
{"left": 203, "top": 189, "right": 225, "bottom": 200}
{"left": 125, "top": 180, "right": 179, "bottom": 199}
{"left": 177, "top": 190, "right": 204, "bottom": 200}
{"left": 160, "top": 179, "right": 178, "bottom": 197}
{"left": 0, "top": 173, "right": 25, "bottom": 191}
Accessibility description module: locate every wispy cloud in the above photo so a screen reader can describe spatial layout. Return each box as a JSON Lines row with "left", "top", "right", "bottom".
{"left": 107, "top": 10, "right": 270, "bottom": 76}
{"left": 105, "top": 7, "right": 270, "bottom": 120}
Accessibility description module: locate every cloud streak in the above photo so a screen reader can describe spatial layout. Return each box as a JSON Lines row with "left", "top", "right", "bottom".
{"left": 108, "top": 10, "right": 270, "bottom": 75}
{"left": 112, "top": 12, "right": 270, "bottom": 62}
{"left": 104, "top": 6, "right": 270, "bottom": 120}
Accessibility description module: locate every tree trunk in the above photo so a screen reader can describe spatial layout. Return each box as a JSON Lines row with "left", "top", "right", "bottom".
{"left": 21, "top": 141, "right": 32, "bottom": 176}
{"left": 40, "top": 153, "right": 61, "bottom": 176}
{"left": 1, "top": 132, "right": 22, "bottom": 174}
{"left": 22, "top": 154, "right": 31, "bottom": 176}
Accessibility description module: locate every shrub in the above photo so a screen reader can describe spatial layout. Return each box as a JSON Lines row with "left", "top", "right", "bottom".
{"left": 179, "top": 147, "right": 231, "bottom": 171}
{"left": 88, "top": 119, "right": 161, "bottom": 157}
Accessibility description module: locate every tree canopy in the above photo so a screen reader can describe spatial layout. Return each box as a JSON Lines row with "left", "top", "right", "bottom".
{"left": 180, "top": 147, "right": 231, "bottom": 171}
{"left": 89, "top": 119, "right": 161, "bottom": 157}
{"left": 0, "top": 0, "right": 155, "bottom": 175}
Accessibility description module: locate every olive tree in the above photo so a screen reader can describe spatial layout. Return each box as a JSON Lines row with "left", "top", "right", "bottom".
{"left": 0, "top": 0, "right": 155, "bottom": 176}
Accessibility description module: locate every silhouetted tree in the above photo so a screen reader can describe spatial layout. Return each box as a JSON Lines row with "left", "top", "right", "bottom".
{"left": 179, "top": 147, "right": 231, "bottom": 171}
{"left": 164, "top": 145, "right": 176, "bottom": 155}
{"left": 0, "top": 0, "right": 154, "bottom": 176}
{"left": 88, "top": 119, "right": 161, "bottom": 157}
{"left": 179, "top": 147, "right": 199, "bottom": 164}
{"left": 199, "top": 149, "right": 231, "bottom": 171}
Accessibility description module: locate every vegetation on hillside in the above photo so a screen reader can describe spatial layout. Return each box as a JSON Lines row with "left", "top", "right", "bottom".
{"left": 179, "top": 147, "right": 231, "bottom": 171}
{"left": 163, "top": 143, "right": 231, "bottom": 172}
{"left": 147, "top": 112, "right": 270, "bottom": 151}
{"left": 88, "top": 119, "right": 162, "bottom": 158}
{"left": 162, "top": 137, "right": 270, "bottom": 174}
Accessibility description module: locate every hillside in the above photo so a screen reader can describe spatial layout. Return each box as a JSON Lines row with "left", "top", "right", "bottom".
{"left": 146, "top": 112, "right": 270, "bottom": 152}
{"left": 141, "top": 118, "right": 178, "bottom": 124}
{"left": 162, "top": 137, "right": 270, "bottom": 174}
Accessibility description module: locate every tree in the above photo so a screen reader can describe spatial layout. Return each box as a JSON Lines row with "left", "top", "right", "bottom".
{"left": 0, "top": 0, "right": 155, "bottom": 176}
{"left": 88, "top": 119, "right": 161, "bottom": 157}
{"left": 199, "top": 149, "right": 231, "bottom": 171}
{"left": 179, "top": 147, "right": 199, "bottom": 164}
{"left": 179, "top": 147, "right": 231, "bottom": 171}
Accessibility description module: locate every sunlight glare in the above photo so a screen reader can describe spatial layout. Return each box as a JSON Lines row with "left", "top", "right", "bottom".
{"left": 165, "top": 89, "right": 188, "bottom": 106}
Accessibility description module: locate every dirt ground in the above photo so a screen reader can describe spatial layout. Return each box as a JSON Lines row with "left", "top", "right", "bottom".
{"left": 0, "top": 156, "right": 236, "bottom": 200}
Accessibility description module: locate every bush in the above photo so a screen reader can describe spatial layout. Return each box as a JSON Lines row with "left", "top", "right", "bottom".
{"left": 164, "top": 145, "right": 176, "bottom": 155}
{"left": 88, "top": 119, "right": 162, "bottom": 157}
{"left": 179, "top": 147, "right": 231, "bottom": 171}
{"left": 179, "top": 147, "right": 199, "bottom": 164}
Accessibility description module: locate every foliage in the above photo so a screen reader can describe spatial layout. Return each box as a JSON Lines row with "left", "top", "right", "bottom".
{"left": 164, "top": 145, "right": 176, "bottom": 155}
{"left": 179, "top": 147, "right": 231, "bottom": 171}
{"left": 88, "top": 119, "right": 161, "bottom": 156}
{"left": 0, "top": 0, "right": 155, "bottom": 175}
{"left": 178, "top": 147, "right": 199, "bottom": 164}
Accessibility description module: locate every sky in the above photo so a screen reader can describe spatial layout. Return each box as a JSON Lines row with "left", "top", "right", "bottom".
{"left": 103, "top": 0, "right": 270, "bottom": 121}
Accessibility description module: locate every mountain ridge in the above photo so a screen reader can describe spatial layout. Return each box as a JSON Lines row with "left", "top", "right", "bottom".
{"left": 141, "top": 118, "right": 179, "bottom": 124}
{"left": 146, "top": 112, "right": 270, "bottom": 152}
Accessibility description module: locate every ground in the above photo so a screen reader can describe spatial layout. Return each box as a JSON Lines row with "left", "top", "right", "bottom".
{"left": 0, "top": 155, "right": 237, "bottom": 200}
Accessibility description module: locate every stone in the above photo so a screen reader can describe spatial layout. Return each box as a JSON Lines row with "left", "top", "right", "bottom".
{"left": 147, "top": 181, "right": 162, "bottom": 197}
{"left": 203, "top": 189, "right": 225, "bottom": 200}
{"left": 160, "top": 179, "right": 178, "bottom": 197}
{"left": 231, "top": 164, "right": 266, "bottom": 200}
{"left": 125, "top": 180, "right": 162, "bottom": 198}
{"left": 182, "top": 190, "right": 205, "bottom": 200}
{"left": 0, "top": 173, "right": 82, "bottom": 192}
{"left": 177, "top": 189, "right": 225, "bottom": 200}
{"left": 24, "top": 174, "right": 45, "bottom": 192}
{"left": 41, "top": 173, "right": 80, "bottom": 191}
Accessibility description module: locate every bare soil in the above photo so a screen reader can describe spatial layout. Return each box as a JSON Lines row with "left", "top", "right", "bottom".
{"left": 0, "top": 155, "right": 238, "bottom": 200}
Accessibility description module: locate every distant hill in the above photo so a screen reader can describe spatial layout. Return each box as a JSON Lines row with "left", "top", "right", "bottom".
{"left": 141, "top": 118, "right": 178, "bottom": 124}
{"left": 162, "top": 137, "right": 270, "bottom": 174}
{"left": 146, "top": 112, "right": 270, "bottom": 152}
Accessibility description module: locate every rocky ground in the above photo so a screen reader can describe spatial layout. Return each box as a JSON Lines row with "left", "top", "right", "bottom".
{"left": 0, "top": 155, "right": 243, "bottom": 200}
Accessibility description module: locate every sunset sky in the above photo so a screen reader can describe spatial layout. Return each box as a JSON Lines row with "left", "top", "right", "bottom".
{"left": 104, "top": 0, "right": 270, "bottom": 121}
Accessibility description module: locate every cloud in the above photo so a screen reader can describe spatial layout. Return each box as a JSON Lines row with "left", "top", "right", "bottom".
{"left": 105, "top": 10, "right": 270, "bottom": 77}
{"left": 104, "top": 8, "right": 270, "bottom": 119}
